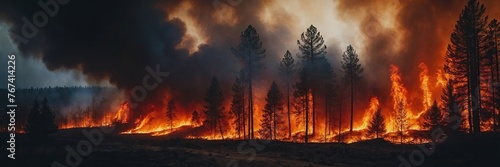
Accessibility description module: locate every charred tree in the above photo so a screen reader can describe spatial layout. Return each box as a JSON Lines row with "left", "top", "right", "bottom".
{"left": 231, "top": 25, "right": 266, "bottom": 139}
{"left": 191, "top": 110, "right": 201, "bottom": 127}
{"left": 395, "top": 99, "right": 408, "bottom": 144}
{"left": 293, "top": 68, "right": 309, "bottom": 143}
{"left": 487, "top": 19, "right": 500, "bottom": 131}
{"left": 260, "top": 82, "right": 284, "bottom": 140}
{"left": 445, "top": 0, "right": 489, "bottom": 133}
{"left": 279, "top": 50, "right": 296, "bottom": 139}
{"left": 203, "top": 77, "right": 226, "bottom": 139}
{"left": 441, "top": 79, "right": 465, "bottom": 132}
{"left": 367, "top": 108, "right": 385, "bottom": 139}
{"left": 166, "top": 99, "right": 176, "bottom": 132}
{"left": 230, "top": 73, "right": 246, "bottom": 139}
{"left": 341, "top": 45, "right": 364, "bottom": 133}
{"left": 297, "top": 25, "right": 327, "bottom": 136}
{"left": 423, "top": 101, "right": 445, "bottom": 131}
{"left": 320, "top": 58, "right": 336, "bottom": 142}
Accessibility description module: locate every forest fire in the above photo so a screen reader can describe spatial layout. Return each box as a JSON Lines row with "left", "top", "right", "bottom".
{"left": 51, "top": 62, "right": 469, "bottom": 143}
{"left": 1, "top": 0, "right": 498, "bottom": 149}
{"left": 59, "top": 102, "right": 130, "bottom": 129}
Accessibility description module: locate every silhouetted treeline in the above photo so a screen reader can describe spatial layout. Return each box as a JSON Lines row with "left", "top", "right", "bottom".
{"left": 0, "top": 86, "right": 121, "bottom": 132}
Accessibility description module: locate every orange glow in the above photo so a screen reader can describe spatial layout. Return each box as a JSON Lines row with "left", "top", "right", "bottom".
{"left": 59, "top": 102, "right": 130, "bottom": 129}
{"left": 353, "top": 97, "right": 380, "bottom": 131}
{"left": 388, "top": 64, "right": 408, "bottom": 133}
{"left": 419, "top": 63, "right": 432, "bottom": 110}
{"left": 435, "top": 69, "right": 448, "bottom": 87}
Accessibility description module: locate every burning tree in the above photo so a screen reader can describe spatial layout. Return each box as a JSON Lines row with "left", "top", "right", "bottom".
{"left": 191, "top": 110, "right": 201, "bottom": 126}
{"left": 293, "top": 68, "right": 310, "bottom": 143}
{"left": 320, "top": 58, "right": 336, "bottom": 140}
{"left": 297, "top": 25, "right": 327, "bottom": 136}
{"left": 440, "top": 79, "right": 465, "bottom": 132}
{"left": 367, "top": 108, "right": 385, "bottom": 139}
{"left": 259, "top": 82, "right": 284, "bottom": 140}
{"left": 231, "top": 25, "right": 266, "bottom": 139}
{"left": 487, "top": 19, "right": 500, "bottom": 132}
{"left": 230, "top": 71, "right": 247, "bottom": 139}
{"left": 279, "top": 50, "right": 296, "bottom": 139}
{"left": 341, "top": 45, "right": 364, "bottom": 133}
{"left": 423, "top": 101, "right": 445, "bottom": 131}
{"left": 395, "top": 99, "right": 408, "bottom": 144}
{"left": 444, "top": 0, "right": 489, "bottom": 133}
{"left": 203, "top": 77, "right": 226, "bottom": 139}
{"left": 166, "top": 99, "right": 176, "bottom": 132}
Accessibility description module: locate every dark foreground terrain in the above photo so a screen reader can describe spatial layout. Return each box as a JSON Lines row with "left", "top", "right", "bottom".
{"left": 2, "top": 128, "right": 499, "bottom": 167}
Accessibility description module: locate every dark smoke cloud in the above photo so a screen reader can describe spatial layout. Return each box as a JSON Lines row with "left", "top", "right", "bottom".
{"left": 5, "top": 0, "right": 499, "bottom": 128}
{"left": 0, "top": 0, "right": 293, "bottom": 122}
{"left": 336, "top": 0, "right": 500, "bottom": 113}
{"left": 0, "top": 0, "right": 187, "bottom": 89}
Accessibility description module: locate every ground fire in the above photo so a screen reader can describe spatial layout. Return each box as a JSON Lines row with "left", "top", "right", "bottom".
{"left": 1, "top": 0, "right": 500, "bottom": 166}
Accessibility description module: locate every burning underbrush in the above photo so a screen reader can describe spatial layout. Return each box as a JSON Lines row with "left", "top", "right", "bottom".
{"left": 47, "top": 63, "right": 472, "bottom": 144}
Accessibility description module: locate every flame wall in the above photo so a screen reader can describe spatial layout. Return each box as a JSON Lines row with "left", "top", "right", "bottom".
{"left": 1, "top": 0, "right": 500, "bottom": 139}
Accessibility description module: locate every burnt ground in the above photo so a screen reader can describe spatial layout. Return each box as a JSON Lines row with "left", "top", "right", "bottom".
{"left": 1, "top": 129, "right": 499, "bottom": 167}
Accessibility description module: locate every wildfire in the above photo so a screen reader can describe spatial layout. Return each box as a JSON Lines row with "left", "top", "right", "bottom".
{"left": 353, "top": 97, "right": 380, "bottom": 131}
{"left": 419, "top": 63, "right": 432, "bottom": 110}
{"left": 435, "top": 69, "right": 448, "bottom": 87}
{"left": 59, "top": 102, "right": 130, "bottom": 129}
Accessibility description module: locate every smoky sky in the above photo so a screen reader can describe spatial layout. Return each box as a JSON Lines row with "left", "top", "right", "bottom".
{"left": 336, "top": 0, "right": 500, "bottom": 113}
{"left": 2, "top": 0, "right": 500, "bottom": 122}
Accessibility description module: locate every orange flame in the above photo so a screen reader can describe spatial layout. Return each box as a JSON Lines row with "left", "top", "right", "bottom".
{"left": 353, "top": 97, "right": 380, "bottom": 131}
{"left": 419, "top": 63, "right": 432, "bottom": 110}
{"left": 59, "top": 102, "right": 130, "bottom": 129}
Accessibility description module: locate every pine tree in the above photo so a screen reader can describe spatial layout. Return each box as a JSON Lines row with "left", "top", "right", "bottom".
{"left": 423, "top": 101, "right": 445, "bottom": 130}
{"left": 293, "top": 68, "right": 310, "bottom": 143}
{"left": 367, "top": 108, "right": 385, "bottom": 139}
{"left": 230, "top": 73, "right": 246, "bottom": 139}
{"left": 320, "top": 58, "right": 336, "bottom": 141}
{"left": 444, "top": 0, "right": 489, "bottom": 133}
{"left": 26, "top": 99, "right": 41, "bottom": 137}
{"left": 39, "top": 98, "right": 57, "bottom": 135}
{"left": 279, "top": 50, "right": 296, "bottom": 139}
{"left": 487, "top": 19, "right": 499, "bottom": 131}
{"left": 191, "top": 110, "right": 201, "bottom": 126}
{"left": 260, "top": 82, "right": 284, "bottom": 140}
{"left": 297, "top": 25, "right": 327, "bottom": 135}
{"left": 231, "top": 25, "right": 266, "bottom": 139}
{"left": 440, "top": 79, "right": 464, "bottom": 131}
{"left": 166, "top": 99, "right": 176, "bottom": 131}
{"left": 203, "top": 77, "right": 226, "bottom": 139}
{"left": 27, "top": 98, "right": 58, "bottom": 139}
{"left": 395, "top": 99, "right": 408, "bottom": 144}
{"left": 341, "top": 45, "right": 364, "bottom": 133}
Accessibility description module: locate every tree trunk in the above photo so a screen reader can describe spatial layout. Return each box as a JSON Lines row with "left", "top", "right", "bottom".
{"left": 273, "top": 108, "right": 277, "bottom": 140}
{"left": 218, "top": 117, "right": 225, "bottom": 140}
{"left": 243, "top": 94, "right": 246, "bottom": 139}
{"left": 324, "top": 78, "right": 328, "bottom": 142}
{"left": 248, "top": 55, "right": 254, "bottom": 139}
{"left": 494, "top": 33, "right": 499, "bottom": 132}
{"left": 350, "top": 74, "right": 354, "bottom": 133}
{"left": 338, "top": 89, "right": 342, "bottom": 143}
{"left": 287, "top": 78, "right": 292, "bottom": 138}
{"left": 305, "top": 93, "right": 309, "bottom": 143}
